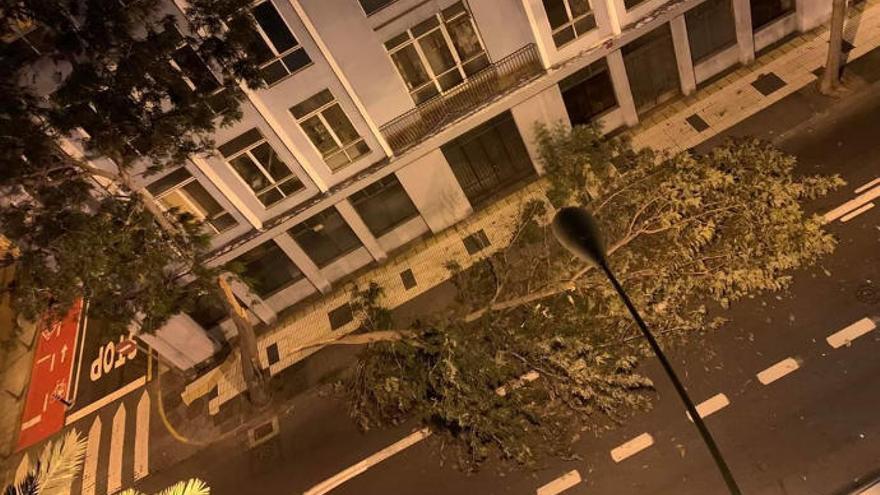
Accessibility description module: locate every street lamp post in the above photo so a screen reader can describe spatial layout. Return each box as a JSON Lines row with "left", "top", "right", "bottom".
{"left": 551, "top": 206, "right": 742, "bottom": 495}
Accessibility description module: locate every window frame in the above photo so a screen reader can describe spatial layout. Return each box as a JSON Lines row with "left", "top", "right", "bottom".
{"left": 219, "top": 129, "right": 304, "bottom": 207}
{"left": 384, "top": 2, "right": 490, "bottom": 104}
{"left": 248, "top": 0, "right": 312, "bottom": 85}
{"left": 161, "top": 29, "right": 231, "bottom": 114}
{"left": 233, "top": 240, "right": 305, "bottom": 298}
{"left": 146, "top": 167, "right": 239, "bottom": 235}
{"left": 290, "top": 91, "right": 369, "bottom": 170}
{"left": 542, "top": 0, "right": 597, "bottom": 48}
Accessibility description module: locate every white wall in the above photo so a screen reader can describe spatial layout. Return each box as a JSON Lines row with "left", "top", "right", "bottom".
{"left": 396, "top": 149, "right": 473, "bottom": 233}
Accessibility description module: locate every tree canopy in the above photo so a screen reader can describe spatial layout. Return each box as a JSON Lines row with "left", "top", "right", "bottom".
{"left": 0, "top": 0, "right": 260, "bottom": 335}
{"left": 346, "top": 125, "right": 843, "bottom": 470}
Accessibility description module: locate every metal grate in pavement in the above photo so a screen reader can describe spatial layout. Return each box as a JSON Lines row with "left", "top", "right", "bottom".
{"left": 686, "top": 114, "right": 710, "bottom": 132}
{"left": 751, "top": 72, "right": 787, "bottom": 96}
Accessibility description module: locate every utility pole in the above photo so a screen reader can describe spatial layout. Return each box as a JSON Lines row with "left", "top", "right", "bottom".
{"left": 819, "top": 0, "right": 848, "bottom": 95}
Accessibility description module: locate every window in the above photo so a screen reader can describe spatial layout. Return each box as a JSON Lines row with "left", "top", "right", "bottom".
{"left": 359, "top": 0, "right": 396, "bottom": 15}
{"left": 233, "top": 240, "right": 304, "bottom": 297}
{"left": 350, "top": 175, "right": 420, "bottom": 237}
{"left": 623, "top": 0, "right": 649, "bottom": 9}
{"left": 441, "top": 112, "right": 536, "bottom": 207}
{"left": 541, "top": 0, "right": 596, "bottom": 48}
{"left": 559, "top": 58, "right": 617, "bottom": 125}
{"left": 288, "top": 207, "right": 363, "bottom": 268}
{"left": 230, "top": 1, "right": 312, "bottom": 85}
{"left": 384, "top": 2, "right": 489, "bottom": 104}
{"left": 290, "top": 90, "right": 369, "bottom": 170}
{"left": 147, "top": 167, "right": 238, "bottom": 234}
{"left": 750, "top": 0, "right": 795, "bottom": 30}
{"left": 686, "top": 0, "right": 737, "bottom": 63}
{"left": 218, "top": 128, "right": 304, "bottom": 207}
{"left": 157, "top": 29, "right": 233, "bottom": 115}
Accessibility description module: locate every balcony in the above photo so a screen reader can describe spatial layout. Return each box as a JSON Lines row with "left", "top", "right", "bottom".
{"left": 380, "top": 44, "right": 545, "bottom": 155}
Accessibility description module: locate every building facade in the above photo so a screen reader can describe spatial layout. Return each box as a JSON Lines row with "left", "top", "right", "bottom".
{"left": 123, "top": 0, "right": 832, "bottom": 369}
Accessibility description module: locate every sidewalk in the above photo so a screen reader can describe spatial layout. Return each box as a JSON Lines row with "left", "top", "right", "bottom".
{"left": 177, "top": 0, "right": 880, "bottom": 418}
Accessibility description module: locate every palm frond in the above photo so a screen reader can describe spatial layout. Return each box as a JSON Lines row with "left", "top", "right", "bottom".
{"left": 34, "top": 430, "right": 87, "bottom": 495}
{"left": 117, "top": 489, "right": 143, "bottom": 495}
{"left": 156, "top": 479, "right": 210, "bottom": 495}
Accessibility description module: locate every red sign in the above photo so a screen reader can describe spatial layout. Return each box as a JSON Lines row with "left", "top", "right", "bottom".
{"left": 16, "top": 299, "right": 83, "bottom": 451}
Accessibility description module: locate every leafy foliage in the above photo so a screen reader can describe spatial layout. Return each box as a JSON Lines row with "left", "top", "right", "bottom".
{"left": 346, "top": 124, "right": 842, "bottom": 470}
{"left": 4, "top": 430, "right": 86, "bottom": 495}
{"left": 0, "top": 0, "right": 260, "bottom": 335}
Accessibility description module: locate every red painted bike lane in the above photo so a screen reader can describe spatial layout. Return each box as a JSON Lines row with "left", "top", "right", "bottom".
{"left": 16, "top": 299, "right": 84, "bottom": 451}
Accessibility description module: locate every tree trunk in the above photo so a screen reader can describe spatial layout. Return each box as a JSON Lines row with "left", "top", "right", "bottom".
{"left": 819, "top": 0, "right": 848, "bottom": 95}
{"left": 217, "top": 277, "right": 270, "bottom": 407}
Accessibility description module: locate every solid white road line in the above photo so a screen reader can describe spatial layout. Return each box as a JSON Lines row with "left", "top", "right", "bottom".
{"left": 841, "top": 203, "right": 875, "bottom": 222}
{"left": 827, "top": 318, "right": 876, "bottom": 349}
{"left": 107, "top": 404, "right": 126, "bottom": 494}
{"left": 134, "top": 391, "right": 150, "bottom": 481}
{"left": 855, "top": 177, "right": 880, "bottom": 194}
{"left": 611, "top": 433, "right": 654, "bottom": 463}
{"left": 66, "top": 376, "right": 146, "bottom": 425}
{"left": 81, "top": 416, "right": 101, "bottom": 495}
{"left": 757, "top": 357, "right": 800, "bottom": 385}
{"left": 823, "top": 185, "right": 880, "bottom": 223}
{"left": 303, "top": 428, "right": 432, "bottom": 495}
{"left": 687, "top": 393, "right": 730, "bottom": 421}
{"left": 537, "top": 470, "right": 582, "bottom": 495}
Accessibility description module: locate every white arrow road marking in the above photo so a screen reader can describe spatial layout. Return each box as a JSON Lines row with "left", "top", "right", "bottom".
{"left": 827, "top": 318, "right": 876, "bottom": 349}
{"left": 757, "top": 357, "right": 800, "bottom": 385}
{"left": 304, "top": 428, "right": 432, "bottom": 495}
{"left": 134, "top": 391, "right": 150, "bottom": 481}
{"left": 107, "top": 404, "right": 126, "bottom": 494}
{"left": 687, "top": 393, "right": 730, "bottom": 421}
{"left": 611, "top": 433, "right": 654, "bottom": 462}
{"left": 537, "top": 470, "right": 582, "bottom": 495}
{"left": 841, "top": 203, "right": 875, "bottom": 222}
{"left": 855, "top": 177, "right": 880, "bottom": 194}
{"left": 824, "top": 184, "right": 880, "bottom": 223}
{"left": 81, "top": 416, "right": 101, "bottom": 495}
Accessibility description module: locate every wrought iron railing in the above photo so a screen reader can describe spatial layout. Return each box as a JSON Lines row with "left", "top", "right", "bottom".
{"left": 379, "top": 44, "right": 545, "bottom": 155}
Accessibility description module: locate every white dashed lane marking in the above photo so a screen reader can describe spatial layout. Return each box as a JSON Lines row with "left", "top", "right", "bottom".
{"left": 536, "top": 470, "right": 582, "bottom": 495}
{"left": 827, "top": 318, "right": 876, "bottom": 349}
{"left": 611, "top": 433, "right": 654, "bottom": 463}
{"left": 757, "top": 357, "right": 801, "bottom": 385}
{"left": 687, "top": 393, "right": 730, "bottom": 421}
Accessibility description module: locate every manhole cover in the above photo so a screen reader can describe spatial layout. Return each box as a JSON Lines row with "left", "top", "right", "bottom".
{"left": 855, "top": 283, "right": 880, "bottom": 304}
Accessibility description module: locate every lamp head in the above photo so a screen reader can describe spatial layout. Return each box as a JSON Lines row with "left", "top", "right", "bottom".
{"left": 551, "top": 206, "right": 606, "bottom": 266}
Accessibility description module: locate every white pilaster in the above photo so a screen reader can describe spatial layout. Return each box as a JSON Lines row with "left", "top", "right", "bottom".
{"left": 671, "top": 16, "right": 698, "bottom": 95}
{"left": 510, "top": 85, "right": 570, "bottom": 175}
{"left": 732, "top": 0, "right": 756, "bottom": 64}
{"left": 273, "top": 232, "right": 332, "bottom": 293}
{"left": 227, "top": 276, "right": 277, "bottom": 324}
{"left": 606, "top": 50, "right": 639, "bottom": 126}
{"left": 396, "top": 149, "right": 473, "bottom": 233}
{"left": 336, "top": 200, "right": 387, "bottom": 262}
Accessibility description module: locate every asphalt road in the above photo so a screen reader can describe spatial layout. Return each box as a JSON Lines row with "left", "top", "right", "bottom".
{"left": 128, "top": 66, "right": 880, "bottom": 495}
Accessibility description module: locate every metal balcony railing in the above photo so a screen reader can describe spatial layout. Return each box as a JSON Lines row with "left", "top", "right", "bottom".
{"left": 380, "top": 44, "right": 545, "bottom": 155}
